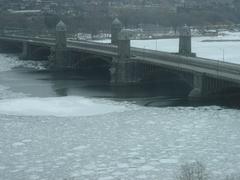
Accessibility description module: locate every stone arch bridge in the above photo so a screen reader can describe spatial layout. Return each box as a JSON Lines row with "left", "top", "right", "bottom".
{"left": 0, "top": 20, "right": 240, "bottom": 100}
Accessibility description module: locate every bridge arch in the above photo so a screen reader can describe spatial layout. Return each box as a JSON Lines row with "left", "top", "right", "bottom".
{"left": 187, "top": 73, "right": 240, "bottom": 100}
{"left": 72, "top": 54, "right": 112, "bottom": 79}
{"left": 80, "top": 55, "right": 112, "bottom": 64}
{"left": 31, "top": 46, "right": 51, "bottom": 60}
{"left": 0, "top": 40, "right": 22, "bottom": 53}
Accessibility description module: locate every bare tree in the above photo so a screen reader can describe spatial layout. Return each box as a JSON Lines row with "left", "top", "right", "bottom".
{"left": 224, "top": 174, "right": 240, "bottom": 180}
{"left": 178, "top": 161, "right": 208, "bottom": 180}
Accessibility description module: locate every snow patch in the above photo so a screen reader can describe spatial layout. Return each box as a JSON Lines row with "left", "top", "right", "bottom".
{"left": 98, "top": 176, "right": 114, "bottom": 180}
{"left": 160, "top": 159, "right": 178, "bottom": 164}
{"left": 136, "top": 174, "right": 148, "bottom": 179}
{"left": 0, "top": 85, "right": 28, "bottom": 99}
{"left": 138, "top": 165, "right": 155, "bottom": 171}
{"left": 72, "top": 145, "right": 89, "bottom": 151}
{"left": 81, "top": 170, "right": 94, "bottom": 176}
{"left": 12, "top": 142, "right": 25, "bottom": 147}
{"left": 22, "top": 139, "right": 32, "bottom": 143}
{"left": 117, "top": 163, "right": 129, "bottom": 168}
{"left": 0, "top": 166, "right": 7, "bottom": 170}
{"left": 0, "top": 54, "right": 19, "bottom": 72}
{"left": 29, "top": 174, "right": 40, "bottom": 180}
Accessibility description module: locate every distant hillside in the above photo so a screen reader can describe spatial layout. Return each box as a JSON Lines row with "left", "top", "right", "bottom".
{"left": 1, "top": 0, "right": 240, "bottom": 35}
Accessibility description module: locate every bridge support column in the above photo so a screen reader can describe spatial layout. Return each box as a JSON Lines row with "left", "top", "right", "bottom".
{"left": 179, "top": 25, "right": 196, "bottom": 57}
{"left": 188, "top": 73, "right": 236, "bottom": 100}
{"left": 110, "top": 30, "right": 140, "bottom": 85}
{"left": 111, "top": 18, "right": 122, "bottom": 45}
{"left": 19, "top": 42, "right": 32, "bottom": 60}
{"left": 0, "top": 40, "right": 5, "bottom": 53}
{"left": 188, "top": 73, "right": 205, "bottom": 99}
{"left": 49, "top": 20, "right": 68, "bottom": 69}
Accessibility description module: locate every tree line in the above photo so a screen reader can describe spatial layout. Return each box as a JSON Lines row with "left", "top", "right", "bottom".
{"left": 1, "top": 2, "right": 240, "bottom": 36}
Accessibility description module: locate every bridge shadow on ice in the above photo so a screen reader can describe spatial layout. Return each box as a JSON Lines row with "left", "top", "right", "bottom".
{"left": 46, "top": 67, "right": 240, "bottom": 109}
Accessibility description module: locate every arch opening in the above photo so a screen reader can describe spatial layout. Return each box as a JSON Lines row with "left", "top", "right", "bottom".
{"left": 72, "top": 55, "right": 112, "bottom": 80}
{"left": 31, "top": 47, "right": 51, "bottom": 61}
{"left": 0, "top": 40, "right": 22, "bottom": 53}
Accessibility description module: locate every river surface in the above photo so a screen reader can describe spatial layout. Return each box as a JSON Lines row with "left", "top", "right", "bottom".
{"left": 0, "top": 53, "right": 240, "bottom": 180}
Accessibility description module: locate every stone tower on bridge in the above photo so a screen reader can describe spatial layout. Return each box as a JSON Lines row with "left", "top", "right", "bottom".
{"left": 56, "top": 20, "right": 67, "bottom": 50}
{"left": 179, "top": 25, "right": 196, "bottom": 57}
{"left": 49, "top": 20, "right": 68, "bottom": 69}
{"left": 111, "top": 18, "right": 122, "bottom": 45}
{"left": 110, "top": 29, "right": 140, "bottom": 85}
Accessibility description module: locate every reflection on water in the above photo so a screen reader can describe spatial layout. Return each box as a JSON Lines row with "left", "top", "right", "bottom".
{"left": 1, "top": 67, "right": 239, "bottom": 108}
{"left": 0, "top": 67, "right": 187, "bottom": 101}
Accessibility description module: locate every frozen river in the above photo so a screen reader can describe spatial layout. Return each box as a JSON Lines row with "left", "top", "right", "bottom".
{"left": 0, "top": 54, "right": 240, "bottom": 180}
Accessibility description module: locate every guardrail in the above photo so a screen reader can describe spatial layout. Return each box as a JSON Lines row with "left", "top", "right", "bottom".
{"left": 0, "top": 34, "right": 118, "bottom": 54}
{"left": 132, "top": 47, "right": 240, "bottom": 74}
{"left": 0, "top": 35, "right": 55, "bottom": 44}
{"left": 68, "top": 40, "right": 117, "bottom": 54}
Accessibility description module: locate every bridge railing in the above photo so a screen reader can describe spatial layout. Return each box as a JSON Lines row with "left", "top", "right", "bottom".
{"left": 132, "top": 47, "right": 240, "bottom": 76}
{"left": 0, "top": 34, "right": 55, "bottom": 44}
{"left": 68, "top": 40, "right": 118, "bottom": 54}
{"left": 0, "top": 33, "right": 118, "bottom": 54}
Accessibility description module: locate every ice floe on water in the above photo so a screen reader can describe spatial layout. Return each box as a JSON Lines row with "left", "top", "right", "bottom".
{"left": 0, "top": 105, "right": 240, "bottom": 180}
{"left": 0, "top": 54, "right": 21, "bottom": 72}
{"left": 0, "top": 54, "right": 42, "bottom": 98}
{"left": 15, "top": 60, "right": 48, "bottom": 70}
{"left": 0, "top": 54, "right": 47, "bottom": 72}
{"left": 0, "top": 96, "right": 134, "bottom": 117}
{"left": 0, "top": 85, "right": 28, "bottom": 99}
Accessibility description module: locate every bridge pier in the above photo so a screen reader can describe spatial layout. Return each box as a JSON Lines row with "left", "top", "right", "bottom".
{"left": 19, "top": 42, "right": 32, "bottom": 60}
{"left": 49, "top": 20, "right": 68, "bottom": 69}
{"left": 0, "top": 41, "right": 5, "bottom": 53}
{"left": 188, "top": 73, "right": 237, "bottom": 99}
{"left": 110, "top": 30, "right": 140, "bottom": 85}
{"left": 188, "top": 73, "right": 205, "bottom": 99}
{"left": 179, "top": 25, "right": 196, "bottom": 57}
{"left": 0, "top": 39, "right": 22, "bottom": 54}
